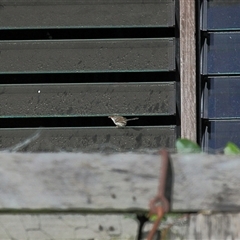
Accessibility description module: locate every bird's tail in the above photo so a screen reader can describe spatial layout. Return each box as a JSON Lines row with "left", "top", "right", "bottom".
{"left": 126, "top": 117, "right": 139, "bottom": 122}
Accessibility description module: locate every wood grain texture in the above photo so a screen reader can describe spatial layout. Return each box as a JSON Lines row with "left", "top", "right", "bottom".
{"left": 144, "top": 213, "right": 240, "bottom": 240}
{"left": 185, "top": 213, "right": 240, "bottom": 240}
{"left": 0, "top": 214, "right": 138, "bottom": 240}
{"left": 172, "top": 154, "right": 240, "bottom": 211}
{"left": 180, "top": 0, "right": 197, "bottom": 141}
{"left": 0, "top": 152, "right": 239, "bottom": 211}
{"left": 0, "top": 152, "right": 160, "bottom": 210}
{"left": 0, "top": 213, "right": 238, "bottom": 239}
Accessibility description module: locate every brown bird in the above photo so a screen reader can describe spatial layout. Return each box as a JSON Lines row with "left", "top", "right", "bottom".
{"left": 108, "top": 115, "right": 139, "bottom": 127}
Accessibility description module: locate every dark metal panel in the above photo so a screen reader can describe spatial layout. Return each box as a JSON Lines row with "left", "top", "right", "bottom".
{"left": 203, "top": 120, "right": 240, "bottom": 153}
{"left": 0, "top": 82, "right": 176, "bottom": 117}
{"left": 0, "top": 126, "right": 176, "bottom": 152}
{"left": 201, "top": 0, "right": 240, "bottom": 30}
{"left": 202, "top": 77, "right": 240, "bottom": 119}
{"left": 203, "top": 32, "right": 240, "bottom": 75}
{"left": 0, "top": 0, "right": 175, "bottom": 29}
{"left": 0, "top": 39, "right": 175, "bottom": 73}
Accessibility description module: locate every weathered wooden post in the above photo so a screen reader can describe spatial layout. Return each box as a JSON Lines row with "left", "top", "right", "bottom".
{"left": 0, "top": 152, "right": 239, "bottom": 239}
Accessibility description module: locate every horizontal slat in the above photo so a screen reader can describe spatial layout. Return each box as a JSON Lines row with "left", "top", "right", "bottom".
{"left": 0, "top": 126, "right": 176, "bottom": 152}
{"left": 203, "top": 120, "right": 240, "bottom": 152}
{"left": 0, "top": 213, "right": 239, "bottom": 239}
{"left": 201, "top": 0, "right": 240, "bottom": 30}
{"left": 180, "top": 214, "right": 240, "bottom": 239}
{"left": 0, "top": 152, "right": 160, "bottom": 210}
{"left": 0, "top": 39, "right": 175, "bottom": 73}
{"left": 203, "top": 77, "right": 240, "bottom": 119}
{"left": 0, "top": 214, "right": 139, "bottom": 239}
{"left": 0, "top": 152, "right": 239, "bottom": 211}
{"left": 202, "top": 32, "right": 240, "bottom": 75}
{"left": 0, "top": 0, "right": 175, "bottom": 29}
{"left": 0, "top": 82, "right": 176, "bottom": 117}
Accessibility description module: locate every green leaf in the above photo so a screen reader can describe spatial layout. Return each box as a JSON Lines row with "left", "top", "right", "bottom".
{"left": 224, "top": 142, "right": 240, "bottom": 155}
{"left": 148, "top": 213, "right": 184, "bottom": 222}
{"left": 176, "top": 138, "right": 201, "bottom": 153}
{"left": 149, "top": 214, "right": 158, "bottom": 222}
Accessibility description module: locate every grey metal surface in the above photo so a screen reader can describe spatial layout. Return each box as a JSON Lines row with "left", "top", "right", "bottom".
{"left": 0, "top": 0, "right": 175, "bottom": 29}
{"left": 0, "top": 126, "right": 176, "bottom": 152}
{"left": 0, "top": 82, "right": 176, "bottom": 117}
{"left": 0, "top": 38, "right": 175, "bottom": 73}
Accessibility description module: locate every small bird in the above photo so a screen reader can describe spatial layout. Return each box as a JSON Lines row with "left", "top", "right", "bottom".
{"left": 108, "top": 115, "right": 139, "bottom": 127}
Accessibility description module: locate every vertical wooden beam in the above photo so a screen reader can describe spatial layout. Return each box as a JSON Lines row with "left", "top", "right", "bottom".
{"left": 179, "top": 0, "right": 197, "bottom": 141}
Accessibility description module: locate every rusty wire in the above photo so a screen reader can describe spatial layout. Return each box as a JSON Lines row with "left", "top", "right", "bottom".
{"left": 147, "top": 149, "right": 170, "bottom": 240}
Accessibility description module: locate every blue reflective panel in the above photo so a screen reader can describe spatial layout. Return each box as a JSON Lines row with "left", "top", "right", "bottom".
{"left": 207, "top": 0, "right": 240, "bottom": 30}
{"left": 203, "top": 77, "right": 240, "bottom": 118}
{"left": 205, "top": 121, "right": 240, "bottom": 152}
{"left": 206, "top": 32, "right": 240, "bottom": 74}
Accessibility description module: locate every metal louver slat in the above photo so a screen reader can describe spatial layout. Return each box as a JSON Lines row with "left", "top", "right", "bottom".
{"left": 0, "top": 82, "right": 176, "bottom": 117}
{"left": 0, "top": 126, "right": 177, "bottom": 152}
{"left": 0, "top": 39, "right": 175, "bottom": 73}
{"left": 0, "top": 0, "right": 175, "bottom": 29}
